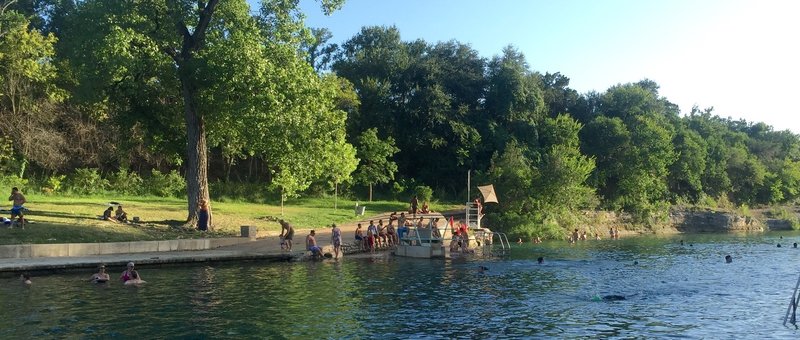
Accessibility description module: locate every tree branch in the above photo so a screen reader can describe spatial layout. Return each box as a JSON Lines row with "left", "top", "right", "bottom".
{"left": 192, "top": 0, "right": 219, "bottom": 50}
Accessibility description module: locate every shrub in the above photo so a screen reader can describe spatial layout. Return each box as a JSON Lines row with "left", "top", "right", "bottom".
{"left": 391, "top": 181, "right": 405, "bottom": 198}
{"left": 145, "top": 169, "right": 185, "bottom": 197}
{"left": 66, "top": 168, "right": 109, "bottom": 195}
{"left": 414, "top": 185, "right": 433, "bottom": 203}
{"left": 41, "top": 174, "right": 66, "bottom": 195}
{"left": 108, "top": 169, "right": 145, "bottom": 196}
{"left": 0, "top": 174, "right": 29, "bottom": 193}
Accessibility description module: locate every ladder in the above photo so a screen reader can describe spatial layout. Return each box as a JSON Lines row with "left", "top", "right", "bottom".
{"left": 783, "top": 273, "right": 800, "bottom": 327}
{"left": 465, "top": 202, "right": 481, "bottom": 228}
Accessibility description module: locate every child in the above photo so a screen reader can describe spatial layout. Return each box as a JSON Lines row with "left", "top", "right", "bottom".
{"left": 280, "top": 236, "right": 287, "bottom": 250}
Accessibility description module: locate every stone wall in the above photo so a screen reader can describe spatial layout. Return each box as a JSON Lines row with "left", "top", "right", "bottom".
{"left": 0, "top": 237, "right": 254, "bottom": 259}
{"left": 669, "top": 210, "right": 764, "bottom": 232}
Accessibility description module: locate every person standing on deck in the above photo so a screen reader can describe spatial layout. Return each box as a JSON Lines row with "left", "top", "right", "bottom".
{"left": 367, "top": 220, "right": 379, "bottom": 252}
{"left": 9, "top": 187, "right": 26, "bottom": 229}
{"left": 410, "top": 195, "right": 419, "bottom": 217}
{"left": 279, "top": 220, "right": 295, "bottom": 251}
{"left": 331, "top": 224, "right": 342, "bottom": 259}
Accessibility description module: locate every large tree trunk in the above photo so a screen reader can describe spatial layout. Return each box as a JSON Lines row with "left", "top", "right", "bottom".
{"left": 182, "top": 79, "right": 211, "bottom": 228}
{"left": 169, "top": 0, "right": 219, "bottom": 228}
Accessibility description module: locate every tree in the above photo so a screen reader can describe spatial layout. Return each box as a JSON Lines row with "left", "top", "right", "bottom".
{"left": 0, "top": 0, "right": 65, "bottom": 176}
{"left": 56, "top": 0, "right": 346, "bottom": 226}
{"left": 668, "top": 127, "right": 707, "bottom": 202}
{"left": 354, "top": 128, "right": 398, "bottom": 201}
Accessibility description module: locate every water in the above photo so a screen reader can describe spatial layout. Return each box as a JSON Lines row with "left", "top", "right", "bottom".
{"left": 2, "top": 233, "right": 800, "bottom": 339}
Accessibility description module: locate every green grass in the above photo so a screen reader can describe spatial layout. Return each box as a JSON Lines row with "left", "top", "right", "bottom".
{"left": 0, "top": 194, "right": 460, "bottom": 245}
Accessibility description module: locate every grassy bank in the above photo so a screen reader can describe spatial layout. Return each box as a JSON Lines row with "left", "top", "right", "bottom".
{"left": 0, "top": 194, "right": 458, "bottom": 245}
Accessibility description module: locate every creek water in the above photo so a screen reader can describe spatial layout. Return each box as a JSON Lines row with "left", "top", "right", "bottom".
{"left": 2, "top": 232, "right": 800, "bottom": 339}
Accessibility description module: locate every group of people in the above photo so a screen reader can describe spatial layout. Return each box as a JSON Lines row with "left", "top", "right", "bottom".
{"left": 278, "top": 219, "right": 331, "bottom": 259}
{"left": 102, "top": 205, "right": 129, "bottom": 223}
{"left": 21, "top": 261, "right": 145, "bottom": 287}
{"left": 278, "top": 212, "right": 477, "bottom": 259}
{"left": 409, "top": 196, "right": 432, "bottom": 217}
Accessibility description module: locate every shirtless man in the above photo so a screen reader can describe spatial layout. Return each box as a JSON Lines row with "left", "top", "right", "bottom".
{"left": 9, "top": 187, "right": 26, "bottom": 228}
{"left": 279, "top": 220, "right": 295, "bottom": 251}
{"left": 306, "top": 230, "right": 323, "bottom": 257}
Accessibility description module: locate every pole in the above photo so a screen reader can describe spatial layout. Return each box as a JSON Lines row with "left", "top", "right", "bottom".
{"left": 467, "top": 169, "right": 471, "bottom": 203}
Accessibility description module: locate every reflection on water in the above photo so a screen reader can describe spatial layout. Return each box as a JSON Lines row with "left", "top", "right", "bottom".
{"left": 2, "top": 233, "right": 800, "bottom": 338}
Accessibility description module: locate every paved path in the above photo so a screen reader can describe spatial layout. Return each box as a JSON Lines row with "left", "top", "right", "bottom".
{"left": 0, "top": 211, "right": 451, "bottom": 275}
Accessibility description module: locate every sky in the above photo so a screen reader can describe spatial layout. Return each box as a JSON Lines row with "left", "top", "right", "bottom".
{"left": 286, "top": 0, "right": 799, "bottom": 133}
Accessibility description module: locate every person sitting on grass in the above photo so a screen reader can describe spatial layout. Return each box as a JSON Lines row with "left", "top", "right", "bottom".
{"left": 306, "top": 230, "right": 323, "bottom": 258}
{"left": 115, "top": 205, "right": 128, "bottom": 223}
{"left": 102, "top": 207, "right": 116, "bottom": 222}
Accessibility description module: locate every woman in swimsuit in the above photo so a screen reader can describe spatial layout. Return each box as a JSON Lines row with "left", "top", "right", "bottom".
{"left": 331, "top": 224, "right": 342, "bottom": 259}
{"left": 120, "top": 262, "right": 142, "bottom": 283}
{"left": 90, "top": 265, "right": 110, "bottom": 283}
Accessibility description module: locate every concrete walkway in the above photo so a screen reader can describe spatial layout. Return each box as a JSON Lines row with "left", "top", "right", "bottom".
{"left": 0, "top": 211, "right": 441, "bottom": 275}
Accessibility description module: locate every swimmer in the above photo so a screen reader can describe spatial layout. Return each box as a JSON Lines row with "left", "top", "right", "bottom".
{"left": 20, "top": 273, "right": 31, "bottom": 285}
{"left": 123, "top": 271, "right": 146, "bottom": 285}
{"left": 602, "top": 295, "right": 626, "bottom": 301}
{"left": 778, "top": 244, "right": 782, "bottom": 248}
{"left": 633, "top": 260, "right": 639, "bottom": 265}
{"left": 90, "top": 264, "right": 110, "bottom": 283}
{"left": 795, "top": 242, "right": 798, "bottom": 248}
{"left": 537, "top": 257, "right": 544, "bottom": 264}
{"left": 478, "top": 265, "right": 489, "bottom": 272}
{"left": 725, "top": 255, "right": 732, "bottom": 263}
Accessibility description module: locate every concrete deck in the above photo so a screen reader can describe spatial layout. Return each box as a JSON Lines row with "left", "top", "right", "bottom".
{"left": 0, "top": 210, "right": 414, "bottom": 275}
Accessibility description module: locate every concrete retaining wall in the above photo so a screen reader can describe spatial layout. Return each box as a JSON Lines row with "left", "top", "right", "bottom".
{"left": 0, "top": 237, "right": 254, "bottom": 259}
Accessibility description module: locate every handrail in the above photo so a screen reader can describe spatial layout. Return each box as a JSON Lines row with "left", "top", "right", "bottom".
{"left": 784, "top": 272, "right": 800, "bottom": 326}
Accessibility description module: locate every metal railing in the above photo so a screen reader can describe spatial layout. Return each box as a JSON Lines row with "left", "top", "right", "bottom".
{"left": 784, "top": 273, "right": 800, "bottom": 327}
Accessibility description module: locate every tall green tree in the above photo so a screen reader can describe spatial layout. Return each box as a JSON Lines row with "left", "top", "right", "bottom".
{"left": 0, "top": 0, "right": 65, "bottom": 176}
{"left": 354, "top": 128, "right": 398, "bottom": 201}
{"left": 56, "top": 0, "right": 346, "bottom": 225}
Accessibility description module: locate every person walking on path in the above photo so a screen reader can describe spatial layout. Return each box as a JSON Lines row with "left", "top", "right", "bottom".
{"left": 9, "top": 187, "right": 26, "bottom": 229}
{"left": 331, "top": 224, "right": 342, "bottom": 259}
{"left": 279, "top": 220, "right": 295, "bottom": 251}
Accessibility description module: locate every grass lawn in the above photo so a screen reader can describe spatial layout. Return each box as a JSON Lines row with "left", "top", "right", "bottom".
{"left": 0, "top": 194, "right": 460, "bottom": 245}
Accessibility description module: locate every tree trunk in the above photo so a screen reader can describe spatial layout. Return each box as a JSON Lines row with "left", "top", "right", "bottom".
{"left": 334, "top": 182, "right": 338, "bottom": 210}
{"left": 181, "top": 78, "right": 210, "bottom": 228}
{"left": 369, "top": 183, "right": 373, "bottom": 202}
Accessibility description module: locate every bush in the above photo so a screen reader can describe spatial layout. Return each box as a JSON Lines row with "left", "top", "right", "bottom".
{"left": 144, "top": 169, "right": 185, "bottom": 197}
{"left": 66, "top": 168, "right": 109, "bottom": 195}
{"left": 210, "top": 180, "right": 270, "bottom": 202}
{"left": 108, "top": 169, "right": 145, "bottom": 196}
{"left": 0, "top": 174, "right": 29, "bottom": 193}
{"left": 414, "top": 185, "right": 433, "bottom": 203}
{"left": 41, "top": 174, "right": 66, "bottom": 195}
{"left": 391, "top": 181, "right": 405, "bottom": 198}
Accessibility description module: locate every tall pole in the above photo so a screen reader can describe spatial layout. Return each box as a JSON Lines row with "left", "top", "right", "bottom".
{"left": 467, "top": 170, "right": 471, "bottom": 203}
